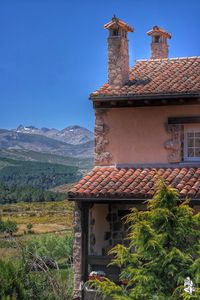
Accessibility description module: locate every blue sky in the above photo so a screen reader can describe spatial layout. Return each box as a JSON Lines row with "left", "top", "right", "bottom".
{"left": 0, "top": 0, "right": 199, "bottom": 131}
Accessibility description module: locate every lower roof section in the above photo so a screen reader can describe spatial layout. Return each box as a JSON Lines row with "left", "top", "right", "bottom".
{"left": 68, "top": 167, "right": 200, "bottom": 201}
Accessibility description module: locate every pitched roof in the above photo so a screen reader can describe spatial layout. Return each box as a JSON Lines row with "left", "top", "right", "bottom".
{"left": 104, "top": 16, "right": 134, "bottom": 32}
{"left": 147, "top": 25, "right": 171, "bottom": 39}
{"left": 91, "top": 57, "right": 200, "bottom": 98}
{"left": 68, "top": 167, "right": 200, "bottom": 200}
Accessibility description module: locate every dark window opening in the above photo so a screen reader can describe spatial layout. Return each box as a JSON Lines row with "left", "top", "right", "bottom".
{"left": 154, "top": 35, "right": 160, "bottom": 43}
{"left": 112, "top": 29, "right": 119, "bottom": 36}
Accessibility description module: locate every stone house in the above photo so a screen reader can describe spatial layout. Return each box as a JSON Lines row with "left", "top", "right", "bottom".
{"left": 68, "top": 16, "right": 200, "bottom": 300}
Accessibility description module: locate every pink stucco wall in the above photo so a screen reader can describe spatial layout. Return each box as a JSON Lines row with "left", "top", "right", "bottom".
{"left": 103, "top": 105, "right": 200, "bottom": 165}
{"left": 90, "top": 204, "right": 109, "bottom": 255}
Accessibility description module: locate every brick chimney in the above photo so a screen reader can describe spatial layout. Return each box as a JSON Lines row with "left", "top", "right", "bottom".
{"left": 147, "top": 26, "right": 171, "bottom": 59}
{"left": 104, "top": 16, "right": 133, "bottom": 89}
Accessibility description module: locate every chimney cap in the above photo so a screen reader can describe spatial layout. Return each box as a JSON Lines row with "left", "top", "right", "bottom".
{"left": 147, "top": 25, "right": 171, "bottom": 39}
{"left": 104, "top": 16, "right": 134, "bottom": 32}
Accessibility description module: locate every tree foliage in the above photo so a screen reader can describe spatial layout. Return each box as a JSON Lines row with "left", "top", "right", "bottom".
{"left": 90, "top": 181, "right": 200, "bottom": 299}
{"left": 0, "top": 182, "right": 66, "bottom": 204}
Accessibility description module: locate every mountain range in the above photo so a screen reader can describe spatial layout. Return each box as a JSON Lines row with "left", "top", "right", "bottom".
{"left": 0, "top": 125, "right": 94, "bottom": 158}
{"left": 15, "top": 124, "right": 93, "bottom": 145}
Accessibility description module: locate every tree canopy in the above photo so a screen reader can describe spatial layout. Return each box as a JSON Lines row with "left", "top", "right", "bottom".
{"left": 0, "top": 182, "right": 66, "bottom": 204}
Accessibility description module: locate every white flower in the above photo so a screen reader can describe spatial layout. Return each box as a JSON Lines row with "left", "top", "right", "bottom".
{"left": 184, "top": 277, "right": 195, "bottom": 295}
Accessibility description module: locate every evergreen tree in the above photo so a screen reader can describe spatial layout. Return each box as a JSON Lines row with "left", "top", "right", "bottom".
{"left": 90, "top": 181, "right": 200, "bottom": 299}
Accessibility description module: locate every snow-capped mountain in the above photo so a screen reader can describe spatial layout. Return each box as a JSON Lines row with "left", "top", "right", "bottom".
{"left": 15, "top": 125, "right": 93, "bottom": 145}
{"left": 0, "top": 125, "right": 94, "bottom": 158}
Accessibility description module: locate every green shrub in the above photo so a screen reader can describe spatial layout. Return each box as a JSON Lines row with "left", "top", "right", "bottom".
{"left": 27, "top": 223, "right": 33, "bottom": 234}
{"left": 0, "top": 220, "right": 17, "bottom": 235}
{"left": 0, "top": 260, "right": 26, "bottom": 299}
{"left": 24, "top": 233, "right": 72, "bottom": 264}
{"left": 0, "top": 233, "right": 74, "bottom": 299}
{"left": 23, "top": 233, "right": 73, "bottom": 299}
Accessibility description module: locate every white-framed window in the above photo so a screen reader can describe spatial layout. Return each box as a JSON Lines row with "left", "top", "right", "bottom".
{"left": 184, "top": 125, "right": 200, "bottom": 161}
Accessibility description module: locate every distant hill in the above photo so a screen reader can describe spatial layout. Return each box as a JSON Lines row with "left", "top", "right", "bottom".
{"left": 0, "top": 125, "right": 94, "bottom": 158}
{"left": 0, "top": 149, "right": 93, "bottom": 170}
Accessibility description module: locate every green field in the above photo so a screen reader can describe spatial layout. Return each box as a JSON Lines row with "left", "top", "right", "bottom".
{"left": 0, "top": 200, "right": 73, "bottom": 235}
{"left": 0, "top": 200, "right": 73, "bottom": 260}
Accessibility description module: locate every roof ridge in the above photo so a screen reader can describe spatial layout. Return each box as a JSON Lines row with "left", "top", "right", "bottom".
{"left": 136, "top": 56, "right": 200, "bottom": 62}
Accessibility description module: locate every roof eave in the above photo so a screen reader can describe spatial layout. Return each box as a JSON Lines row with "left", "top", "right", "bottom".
{"left": 68, "top": 196, "right": 148, "bottom": 203}
{"left": 68, "top": 196, "right": 200, "bottom": 204}
{"left": 147, "top": 29, "right": 171, "bottom": 39}
{"left": 90, "top": 92, "right": 200, "bottom": 101}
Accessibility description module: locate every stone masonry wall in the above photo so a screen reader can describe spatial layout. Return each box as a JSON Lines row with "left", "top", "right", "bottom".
{"left": 104, "top": 204, "right": 131, "bottom": 253}
{"left": 151, "top": 42, "right": 168, "bottom": 59}
{"left": 73, "top": 202, "right": 82, "bottom": 299}
{"left": 108, "top": 36, "right": 129, "bottom": 88}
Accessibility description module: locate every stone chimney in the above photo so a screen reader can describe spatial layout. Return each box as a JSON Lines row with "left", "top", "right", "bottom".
{"left": 104, "top": 16, "right": 133, "bottom": 89}
{"left": 147, "top": 26, "right": 171, "bottom": 59}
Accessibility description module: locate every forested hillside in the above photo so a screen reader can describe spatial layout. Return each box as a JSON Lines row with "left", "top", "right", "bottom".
{"left": 0, "top": 157, "right": 80, "bottom": 189}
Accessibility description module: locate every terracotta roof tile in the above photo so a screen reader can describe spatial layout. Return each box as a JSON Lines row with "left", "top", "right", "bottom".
{"left": 68, "top": 167, "right": 200, "bottom": 200}
{"left": 91, "top": 57, "right": 200, "bottom": 98}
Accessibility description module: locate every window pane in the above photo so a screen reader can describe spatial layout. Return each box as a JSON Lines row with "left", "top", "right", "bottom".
{"left": 185, "top": 130, "right": 200, "bottom": 160}
{"left": 195, "top": 138, "right": 200, "bottom": 147}
{"left": 187, "top": 132, "right": 194, "bottom": 138}
{"left": 188, "top": 148, "right": 194, "bottom": 157}
{"left": 195, "top": 148, "right": 200, "bottom": 157}
{"left": 188, "top": 138, "right": 194, "bottom": 147}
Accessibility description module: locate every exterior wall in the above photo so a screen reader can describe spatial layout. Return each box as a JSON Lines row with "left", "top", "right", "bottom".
{"left": 96, "top": 105, "right": 200, "bottom": 166}
{"left": 107, "top": 203, "right": 145, "bottom": 249}
{"left": 89, "top": 204, "right": 109, "bottom": 255}
{"left": 89, "top": 203, "right": 146, "bottom": 256}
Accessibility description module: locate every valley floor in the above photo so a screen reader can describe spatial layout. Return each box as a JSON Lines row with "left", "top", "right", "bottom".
{"left": 0, "top": 200, "right": 73, "bottom": 259}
